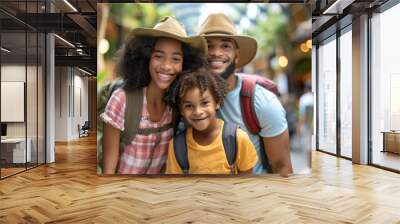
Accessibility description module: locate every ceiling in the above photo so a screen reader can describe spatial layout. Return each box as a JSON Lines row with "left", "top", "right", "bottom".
{"left": 311, "top": 0, "right": 389, "bottom": 41}
{"left": 1, "top": 0, "right": 393, "bottom": 74}
{"left": 0, "top": 0, "right": 97, "bottom": 75}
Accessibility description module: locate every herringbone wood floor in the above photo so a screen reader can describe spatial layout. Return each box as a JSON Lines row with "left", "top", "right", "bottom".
{"left": 0, "top": 135, "right": 399, "bottom": 223}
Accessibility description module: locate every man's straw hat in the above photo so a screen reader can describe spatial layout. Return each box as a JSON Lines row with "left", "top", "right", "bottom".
{"left": 198, "top": 13, "right": 257, "bottom": 68}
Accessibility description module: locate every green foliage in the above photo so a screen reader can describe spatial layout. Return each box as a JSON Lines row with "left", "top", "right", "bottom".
{"left": 245, "top": 11, "right": 290, "bottom": 56}
{"left": 97, "top": 71, "right": 108, "bottom": 90}
{"left": 105, "top": 4, "right": 173, "bottom": 59}
{"left": 109, "top": 3, "right": 172, "bottom": 31}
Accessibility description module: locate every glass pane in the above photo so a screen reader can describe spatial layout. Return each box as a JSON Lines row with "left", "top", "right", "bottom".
{"left": 317, "top": 37, "right": 337, "bottom": 154}
{"left": 1, "top": 30, "right": 27, "bottom": 177}
{"left": 371, "top": 4, "right": 400, "bottom": 171}
{"left": 38, "top": 33, "right": 45, "bottom": 165}
{"left": 27, "top": 31, "right": 38, "bottom": 169}
{"left": 339, "top": 29, "right": 352, "bottom": 158}
{"left": 0, "top": 1, "right": 46, "bottom": 178}
{"left": 27, "top": 0, "right": 40, "bottom": 170}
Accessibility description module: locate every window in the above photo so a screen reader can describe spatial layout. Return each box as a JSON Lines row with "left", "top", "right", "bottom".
{"left": 317, "top": 36, "right": 337, "bottom": 154}
{"left": 339, "top": 28, "right": 352, "bottom": 158}
{"left": 0, "top": 1, "right": 46, "bottom": 179}
{"left": 371, "top": 3, "right": 400, "bottom": 171}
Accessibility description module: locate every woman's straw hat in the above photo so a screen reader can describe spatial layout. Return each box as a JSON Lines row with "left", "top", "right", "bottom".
{"left": 130, "top": 16, "right": 207, "bottom": 54}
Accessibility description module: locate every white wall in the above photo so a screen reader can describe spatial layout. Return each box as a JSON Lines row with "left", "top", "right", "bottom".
{"left": 73, "top": 73, "right": 89, "bottom": 137}
{"left": 1, "top": 65, "right": 26, "bottom": 141}
{"left": 54, "top": 67, "right": 89, "bottom": 141}
{"left": 1, "top": 65, "right": 28, "bottom": 138}
{"left": 1, "top": 64, "right": 26, "bottom": 81}
{"left": 55, "top": 67, "right": 68, "bottom": 141}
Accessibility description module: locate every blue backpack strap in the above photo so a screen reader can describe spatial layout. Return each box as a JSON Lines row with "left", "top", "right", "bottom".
{"left": 222, "top": 122, "right": 237, "bottom": 175}
{"left": 173, "top": 131, "right": 189, "bottom": 174}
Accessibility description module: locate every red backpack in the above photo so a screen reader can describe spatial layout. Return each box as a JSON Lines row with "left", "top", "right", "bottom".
{"left": 238, "top": 73, "right": 279, "bottom": 134}
{"left": 237, "top": 73, "right": 279, "bottom": 173}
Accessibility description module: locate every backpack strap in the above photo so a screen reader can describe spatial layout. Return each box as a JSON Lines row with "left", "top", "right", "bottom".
{"left": 240, "top": 77, "right": 260, "bottom": 134}
{"left": 239, "top": 74, "right": 278, "bottom": 173}
{"left": 173, "top": 131, "right": 189, "bottom": 174}
{"left": 259, "top": 137, "right": 273, "bottom": 173}
{"left": 221, "top": 122, "right": 237, "bottom": 175}
{"left": 121, "top": 88, "right": 174, "bottom": 148}
{"left": 238, "top": 73, "right": 279, "bottom": 134}
{"left": 171, "top": 110, "right": 181, "bottom": 135}
{"left": 136, "top": 124, "right": 173, "bottom": 135}
{"left": 173, "top": 122, "right": 238, "bottom": 175}
{"left": 111, "top": 79, "right": 124, "bottom": 93}
{"left": 120, "top": 88, "right": 143, "bottom": 148}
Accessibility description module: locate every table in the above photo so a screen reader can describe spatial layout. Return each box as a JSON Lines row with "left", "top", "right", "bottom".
{"left": 381, "top": 131, "right": 400, "bottom": 154}
{"left": 0, "top": 138, "right": 32, "bottom": 165}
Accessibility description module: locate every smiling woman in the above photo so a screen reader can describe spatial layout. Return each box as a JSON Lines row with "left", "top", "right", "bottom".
{"left": 98, "top": 16, "right": 207, "bottom": 175}
{"left": 148, "top": 38, "right": 183, "bottom": 91}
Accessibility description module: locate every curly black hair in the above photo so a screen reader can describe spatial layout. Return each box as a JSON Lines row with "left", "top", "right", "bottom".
{"left": 114, "top": 36, "right": 206, "bottom": 91}
{"left": 166, "top": 68, "right": 228, "bottom": 112}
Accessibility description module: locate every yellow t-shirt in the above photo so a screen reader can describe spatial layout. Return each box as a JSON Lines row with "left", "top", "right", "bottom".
{"left": 166, "top": 121, "right": 258, "bottom": 174}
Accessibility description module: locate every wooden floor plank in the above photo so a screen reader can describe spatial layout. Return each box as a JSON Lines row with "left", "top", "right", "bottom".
{"left": 0, "top": 134, "right": 399, "bottom": 223}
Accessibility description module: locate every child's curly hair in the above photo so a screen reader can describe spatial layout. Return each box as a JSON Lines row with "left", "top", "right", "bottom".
{"left": 166, "top": 68, "right": 228, "bottom": 111}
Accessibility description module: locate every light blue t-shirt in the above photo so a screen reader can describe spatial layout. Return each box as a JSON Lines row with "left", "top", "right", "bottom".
{"left": 218, "top": 74, "right": 288, "bottom": 174}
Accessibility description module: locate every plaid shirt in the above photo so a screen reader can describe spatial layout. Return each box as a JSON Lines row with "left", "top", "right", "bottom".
{"left": 102, "top": 87, "right": 173, "bottom": 174}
